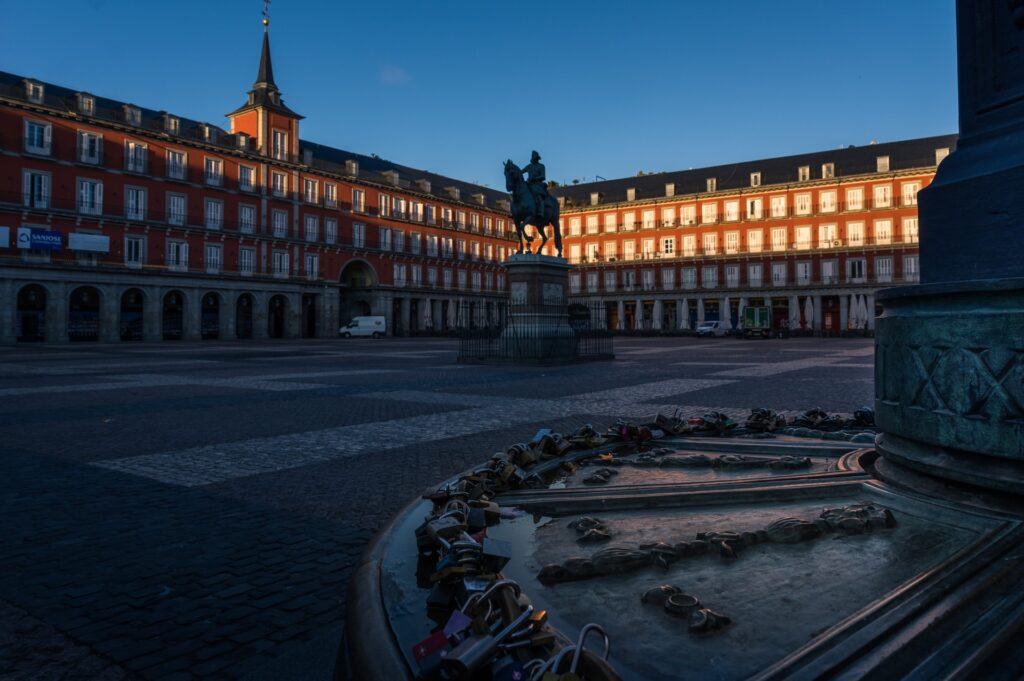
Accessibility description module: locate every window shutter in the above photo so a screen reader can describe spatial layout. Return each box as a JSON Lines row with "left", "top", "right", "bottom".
{"left": 43, "top": 124, "right": 52, "bottom": 149}
{"left": 95, "top": 182, "right": 103, "bottom": 212}
{"left": 76, "top": 131, "right": 83, "bottom": 160}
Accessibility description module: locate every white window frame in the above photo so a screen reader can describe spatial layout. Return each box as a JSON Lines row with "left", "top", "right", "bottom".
{"left": 24, "top": 120, "right": 52, "bottom": 155}
{"left": 205, "top": 243, "right": 223, "bottom": 274}
{"left": 76, "top": 177, "right": 103, "bottom": 215}
{"left": 167, "top": 240, "right": 189, "bottom": 271}
{"left": 167, "top": 150, "right": 187, "bottom": 180}
{"left": 22, "top": 169, "right": 50, "bottom": 209}
{"left": 125, "top": 236, "right": 145, "bottom": 268}
{"left": 77, "top": 131, "right": 102, "bottom": 164}
{"left": 239, "top": 204, "right": 257, "bottom": 234}
{"left": 239, "top": 165, "right": 256, "bottom": 192}
{"left": 125, "top": 185, "right": 147, "bottom": 221}
{"left": 167, "top": 192, "right": 186, "bottom": 226}
{"left": 125, "top": 140, "right": 148, "bottom": 173}
{"left": 204, "top": 198, "right": 223, "bottom": 230}
{"left": 204, "top": 157, "right": 223, "bottom": 186}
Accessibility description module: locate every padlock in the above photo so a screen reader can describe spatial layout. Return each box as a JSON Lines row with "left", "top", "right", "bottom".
{"left": 490, "top": 655, "right": 527, "bottom": 681}
{"left": 469, "top": 499, "right": 501, "bottom": 526}
{"left": 440, "top": 605, "right": 534, "bottom": 678}
{"left": 411, "top": 630, "right": 449, "bottom": 678}
{"left": 480, "top": 538, "right": 513, "bottom": 573}
{"left": 427, "top": 515, "right": 467, "bottom": 543}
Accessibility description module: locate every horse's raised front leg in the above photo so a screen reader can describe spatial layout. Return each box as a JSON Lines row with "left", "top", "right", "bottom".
{"left": 536, "top": 224, "right": 549, "bottom": 254}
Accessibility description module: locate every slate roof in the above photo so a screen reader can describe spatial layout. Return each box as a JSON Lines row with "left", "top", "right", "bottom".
{"left": 551, "top": 134, "right": 959, "bottom": 208}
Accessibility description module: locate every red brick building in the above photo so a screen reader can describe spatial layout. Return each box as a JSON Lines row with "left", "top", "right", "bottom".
{"left": 0, "top": 27, "right": 516, "bottom": 343}
{"left": 550, "top": 135, "right": 956, "bottom": 334}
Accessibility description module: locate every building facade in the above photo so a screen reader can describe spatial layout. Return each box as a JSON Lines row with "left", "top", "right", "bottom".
{"left": 0, "top": 29, "right": 516, "bottom": 343}
{"left": 551, "top": 135, "right": 957, "bottom": 334}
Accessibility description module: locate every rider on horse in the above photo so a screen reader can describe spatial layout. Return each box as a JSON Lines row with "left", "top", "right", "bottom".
{"left": 523, "top": 151, "right": 548, "bottom": 218}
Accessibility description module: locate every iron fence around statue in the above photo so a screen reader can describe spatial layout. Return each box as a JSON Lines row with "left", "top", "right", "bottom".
{"left": 456, "top": 298, "right": 613, "bottom": 363}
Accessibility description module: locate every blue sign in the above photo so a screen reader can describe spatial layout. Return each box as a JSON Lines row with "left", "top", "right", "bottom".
{"left": 17, "top": 228, "right": 62, "bottom": 251}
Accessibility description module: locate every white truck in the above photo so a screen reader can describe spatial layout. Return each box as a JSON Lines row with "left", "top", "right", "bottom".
{"left": 339, "top": 316, "right": 386, "bottom": 338}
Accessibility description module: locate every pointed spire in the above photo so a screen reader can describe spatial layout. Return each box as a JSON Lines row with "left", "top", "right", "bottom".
{"left": 225, "top": 0, "right": 302, "bottom": 121}
{"left": 255, "top": 30, "right": 275, "bottom": 88}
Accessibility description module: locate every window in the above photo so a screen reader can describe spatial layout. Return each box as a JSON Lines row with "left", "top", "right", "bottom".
{"left": 604, "top": 271, "right": 617, "bottom": 292}
{"left": 239, "top": 166, "right": 256, "bottom": 192}
{"left": 603, "top": 213, "right": 617, "bottom": 232}
{"left": 796, "top": 261, "right": 812, "bottom": 285}
{"left": 706, "top": 178, "right": 717, "bottom": 192}
{"left": 272, "top": 209, "right": 288, "bottom": 238}
{"left": 325, "top": 218, "right": 337, "bottom": 244}
{"left": 393, "top": 264, "right": 408, "bottom": 287}
{"left": 77, "top": 178, "right": 103, "bottom": 215}
{"left": 457, "top": 270, "right": 467, "bottom": 290}
{"left": 166, "top": 115, "right": 180, "bottom": 135}
{"left": 623, "top": 211, "right": 636, "bottom": 230}
{"left": 872, "top": 183, "right": 888, "bottom": 206}
{"left": 822, "top": 163, "right": 835, "bottom": 179}
{"left": 425, "top": 205, "right": 436, "bottom": 224}
{"left": 702, "top": 233, "right": 718, "bottom": 256}
{"left": 22, "top": 170, "right": 49, "bottom": 208}
{"left": 78, "top": 131, "right": 102, "bottom": 164}
{"left": 935, "top": 148, "right": 950, "bottom": 165}
{"left": 724, "top": 201, "right": 739, "bottom": 222}
{"left": 662, "top": 268, "right": 675, "bottom": 290}
{"left": 661, "top": 207, "right": 676, "bottom": 227}
{"left": 581, "top": 215, "right": 596, "bottom": 234}
{"left": 623, "top": 240, "right": 636, "bottom": 260}
{"left": 412, "top": 265, "right": 423, "bottom": 286}
{"left": 748, "top": 263, "right": 763, "bottom": 287}
{"left": 903, "top": 217, "right": 919, "bottom": 243}
{"left": 586, "top": 242, "right": 600, "bottom": 262}
{"left": 204, "top": 199, "right": 223, "bottom": 229}
{"left": 496, "top": 218, "right": 504, "bottom": 235}
{"left": 820, "top": 190, "right": 836, "bottom": 213}
{"left": 305, "top": 254, "right": 320, "bottom": 280}
{"left": 24, "top": 120, "right": 51, "bottom": 155}
{"left": 750, "top": 172, "right": 761, "bottom": 187}
{"left": 167, "top": 150, "right": 187, "bottom": 180}
{"left": 746, "top": 198, "right": 763, "bottom": 219}
{"left": 701, "top": 265, "right": 718, "bottom": 289}
{"left": 901, "top": 182, "right": 920, "bottom": 206}
{"left": 642, "top": 269, "right": 656, "bottom": 291}
{"left": 272, "top": 172, "right": 287, "bottom": 197}
{"left": 794, "top": 193, "right": 811, "bottom": 215}
{"left": 845, "top": 187, "right": 864, "bottom": 211}
{"left": 681, "top": 205, "right": 696, "bottom": 225}
{"left": 351, "top": 188, "right": 365, "bottom": 212}
{"left": 456, "top": 238, "right": 466, "bottom": 259}
{"left": 569, "top": 273, "right": 582, "bottom": 294}
{"left": 380, "top": 227, "right": 393, "bottom": 251}
{"left": 626, "top": 188, "right": 636, "bottom": 201}
{"left": 904, "top": 255, "right": 920, "bottom": 282}
{"left": 770, "top": 195, "right": 787, "bottom": 217}
{"left": 798, "top": 166, "right": 810, "bottom": 182}
{"left": 426, "top": 235, "right": 439, "bottom": 257}
{"left": 239, "top": 204, "right": 256, "bottom": 234}
{"left": 642, "top": 210, "right": 656, "bottom": 229}
{"left": 26, "top": 81, "right": 44, "bottom": 103}
{"left": 239, "top": 247, "right": 255, "bottom": 275}
{"left": 125, "top": 236, "right": 144, "bottom": 268}
{"left": 795, "top": 226, "right": 812, "bottom": 250}
{"left": 167, "top": 193, "right": 186, "bottom": 225}
{"left": 395, "top": 231, "right": 406, "bottom": 253}
{"left": 457, "top": 211, "right": 466, "bottom": 229}
{"left": 272, "top": 129, "right": 289, "bottom": 160}
{"left": 204, "top": 157, "right": 223, "bottom": 185}
{"left": 205, "top": 244, "right": 222, "bottom": 274}
{"left": 428, "top": 267, "right": 438, "bottom": 287}
{"left": 409, "top": 232, "right": 421, "bottom": 255}
{"left": 701, "top": 202, "right": 718, "bottom": 224}
{"left": 125, "top": 186, "right": 146, "bottom": 221}
{"left": 167, "top": 240, "right": 188, "bottom": 271}
{"left": 847, "top": 221, "right": 865, "bottom": 247}
{"left": 483, "top": 216, "right": 492, "bottom": 234}
{"left": 604, "top": 241, "right": 617, "bottom": 260}
{"left": 725, "top": 231, "right": 739, "bottom": 254}
{"left": 623, "top": 270, "right": 636, "bottom": 291}
{"left": 747, "top": 229, "right": 762, "bottom": 253}
{"left": 772, "top": 262, "right": 787, "bottom": 286}
{"left": 662, "top": 237, "right": 675, "bottom": 255}
{"left": 303, "top": 179, "right": 318, "bottom": 204}
{"left": 847, "top": 258, "right": 866, "bottom": 282}
{"left": 874, "top": 219, "right": 892, "bottom": 245}
{"left": 471, "top": 214, "right": 481, "bottom": 232}
{"left": 443, "top": 269, "right": 453, "bottom": 289}
{"left": 682, "top": 267, "right": 697, "bottom": 289}
{"left": 682, "top": 235, "right": 696, "bottom": 257}
{"left": 78, "top": 94, "right": 94, "bottom": 115}
{"left": 304, "top": 215, "right": 319, "bottom": 241}
{"left": 125, "top": 141, "right": 147, "bottom": 173}
{"left": 569, "top": 217, "right": 582, "bottom": 236}
{"left": 353, "top": 222, "right": 366, "bottom": 248}
{"left": 325, "top": 183, "right": 337, "bottom": 208}
{"left": 876, "top": 257, "right": 893, "bottom": 283}
{"left": 876, "top": 156, "right": 890, "bottom": 172}
{"left": 272, "top": 251, "right": 289, "bottom": 277}
{"left": 819, "top": 223, "right": 838, "bottom": 247}
{"left": 472, "top": 271, "right": 482, "bottom": 291}
{"left": 771, "top": 227, "right": 787, "bottom": 251}
{"left": 821, "top": 260, "right": 838, "bottom": 284}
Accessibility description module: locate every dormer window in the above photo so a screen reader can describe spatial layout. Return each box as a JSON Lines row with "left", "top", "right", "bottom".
{"left": 77, "top": 94, "right": 95, "bottom": 116}
{"left": 590, "top": 192, "right": 600, "bottom": 206}
{"left": 202, "top": 125, "right": 217, "bottom": 143}
{"left": 876, "top": 155, "right": 890, "bottom": 172}
{"left": 822, "top": 163, "right": 835, "bottom": 179}
{"left": 25, "top": 80, "right": 44, "bottom": 104}
{"left": 935, "top": 147, "right": 950, "bottom": 165}
{"left": 123, "top": 105, "right": 141, "bottom": 127}
{"left": 165, "top": 115, "right": 180, "bottom": 135}
{"left": 798, "top": 166, "right": 810, "bottom": 182}
{"left": 665, "top": 183, "right": 675, "bottom": 197}
{"left": 237, "top": 133, "right": 248, "bottom": 149}
{"left": 750, "top": 172, "right": 761, "bottom": 187}
{"left": 706, "top": 178, "right": 716, "bottom": 193}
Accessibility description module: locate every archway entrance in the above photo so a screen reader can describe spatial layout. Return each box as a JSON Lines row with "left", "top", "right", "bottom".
{"left": 236, "top": 294, "right": 254, "bottom": 339}
{"left": 16, "top": 284, "right": 46, "bottom": 342}
{"left": 120, "top": 289, "right": 144, "bottom": 341}
{"left": 302, "top": 294, "right": 317, "bottom": 338}
{"left": 339, "top": 260, "right": 377, "bottom": 326}
{"left": 268, "top": 295, "right": 287, "bottom": 339}
{"left": 201, "top": 293, "right": 220, "bottom": 340}
{"left": 163, "top": 291, "right": 184, "bottom": 340}
{"left": 68, "top": 286, "right": 101, "bottom": 342}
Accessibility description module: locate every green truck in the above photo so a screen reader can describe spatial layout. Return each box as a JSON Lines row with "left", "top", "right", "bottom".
{"left": 742, "top": 306, "right": 772, "bottom": 338}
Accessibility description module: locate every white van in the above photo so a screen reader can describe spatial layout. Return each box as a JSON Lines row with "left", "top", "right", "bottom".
{"left": 696, "top": 321, "right": 729, "bottom": 337}
{"left": 340, "top": 316, "right": 386, "bottom": 338}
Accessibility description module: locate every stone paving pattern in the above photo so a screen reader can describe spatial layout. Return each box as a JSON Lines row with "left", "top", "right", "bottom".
{"left": 0, "top": 336, "right": 874, "bottom": 679}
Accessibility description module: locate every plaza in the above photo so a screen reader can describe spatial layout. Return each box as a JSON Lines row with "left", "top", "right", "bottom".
{"left": 0, "top": 335, "right": 874, "bottom": 679}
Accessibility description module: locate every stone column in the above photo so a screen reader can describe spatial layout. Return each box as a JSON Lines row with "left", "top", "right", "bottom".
{"left": 100, "top": 286, "right": 120, "bottom": 342}
{"left": 184, "top": 289, "right": 202, "bottom": 341}
{"left": 839, "top": 294, "right": 848, "bottom": 333}
{"left": 48, "top": 282, "right": 67, "bottom": 343}
{"left": 0, "top": 280, "right": 14, "bottom": 344}
{"left": 286, "top": 293, "right": 302, "bottom": 339}
{"left": 866, "top": 293, "right": 875, "bottom": 331}
{"left": 221, "top": 292, "right": 235, "bottom": 340}
{"left": 813, "top": 295, "right": 823, "bottom": 334}
{"left": 696, "top": 298, "right": 705, "bottom": 324}
{"left": 399, "top": 297, "right": 410, "bottom": 337}
{"left": 616, "top": 300, "right": 625, "bottom": 331}
{"left": 253, "top": 292, "right": 269, "bottom": 340}
{"left": 143, "top": 288, "right": 162, "bottom": 341}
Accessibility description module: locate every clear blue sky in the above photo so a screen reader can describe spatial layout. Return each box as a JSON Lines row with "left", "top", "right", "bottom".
{"left": 2, "top": 0, "right": 958, "bottom": 189}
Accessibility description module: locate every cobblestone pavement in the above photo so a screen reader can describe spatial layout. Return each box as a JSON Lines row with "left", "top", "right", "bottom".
{"left": 0, "top": 335, "right": 874, "bottom": 680}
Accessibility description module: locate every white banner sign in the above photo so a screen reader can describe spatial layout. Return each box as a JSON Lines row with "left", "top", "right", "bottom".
{"left": 69, "top": 232, "right": 110, "bottom": 253}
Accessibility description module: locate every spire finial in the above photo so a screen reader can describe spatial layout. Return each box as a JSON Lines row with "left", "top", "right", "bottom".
{"left": 262, "top": 0, "right": 270, "bottom": 30}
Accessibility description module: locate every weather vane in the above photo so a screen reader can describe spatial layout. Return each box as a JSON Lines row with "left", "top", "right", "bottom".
{"left": 262, "top": 0, "right": 271, "bottom": 28}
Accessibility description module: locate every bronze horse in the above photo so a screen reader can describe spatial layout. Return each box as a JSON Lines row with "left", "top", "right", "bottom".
{"left": 504, "top": 160, "right": 563, "bottom": 257}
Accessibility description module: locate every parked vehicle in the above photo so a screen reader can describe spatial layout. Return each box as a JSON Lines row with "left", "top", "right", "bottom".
{"left": 696, "top": 321, "right": 728, "bottom": 337}
{"left": 742, "top": 306, "right": 772, "bottom": 339}
{"left": 339, "top": 316, "right": 386, "bottom": 338}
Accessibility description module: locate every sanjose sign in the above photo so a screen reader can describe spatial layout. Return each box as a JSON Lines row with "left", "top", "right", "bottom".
{"left": 16, "top": 227, "right": 62, "bottom": 251}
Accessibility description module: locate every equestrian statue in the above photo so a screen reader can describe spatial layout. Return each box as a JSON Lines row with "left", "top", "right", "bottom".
{"left": 504, "top": 151, "right": 563, "bottom": 257}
